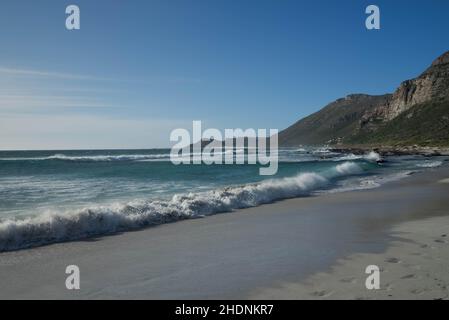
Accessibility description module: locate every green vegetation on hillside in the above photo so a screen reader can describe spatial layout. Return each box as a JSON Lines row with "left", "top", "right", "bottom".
{"left": 278, "top": 95, "right": 390, "bottom": 146}
{"left": 346, "top": 99, "right": 449, "bottom": 147}
{"left": 279, "top": 51, "right": 449, "bottom": 149}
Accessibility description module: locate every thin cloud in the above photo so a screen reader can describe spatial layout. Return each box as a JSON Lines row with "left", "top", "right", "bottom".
{"left": 0, "top": 94, "right": 115, "bottom": 109}
{"left": 0, "top": 67, "right": 112, "bottom": 81}
{"left": 0, "top": 66, "right": 201, "bottom": 84}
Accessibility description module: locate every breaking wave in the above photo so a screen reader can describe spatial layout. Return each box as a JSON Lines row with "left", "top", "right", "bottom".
{"left": 334, "top": 151, "right": 382, "bottom": 162}
{"left": 335, "top": 161, "right": 363, "bottom": 175}
{"left": 0, "top": 162, "right": 363, "bottom": 251}
{"left": 0, "top": 153, "right": 170, "bottom": 162}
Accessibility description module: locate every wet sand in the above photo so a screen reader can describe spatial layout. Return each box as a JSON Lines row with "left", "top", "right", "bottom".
{"left": 251, "top": 215, "right": 449, "bottom": 300}
{"left": 1, "top": 167, "right": 449, "bottom": 299}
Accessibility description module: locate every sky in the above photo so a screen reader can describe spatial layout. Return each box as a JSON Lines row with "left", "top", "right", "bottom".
{"left": 0, "top": 0, "right": 448, "bottom": 149}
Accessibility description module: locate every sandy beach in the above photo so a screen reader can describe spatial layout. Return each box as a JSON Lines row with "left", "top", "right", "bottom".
{"left": 0, "top": 166, "right": 448, "bottom": 300}
{"left": 251, "top": 215, "right": 449, "bottom": 300}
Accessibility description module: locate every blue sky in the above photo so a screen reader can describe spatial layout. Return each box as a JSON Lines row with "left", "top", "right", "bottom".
{"left": 0, "top": 0, "right": 448, "bottom": 149}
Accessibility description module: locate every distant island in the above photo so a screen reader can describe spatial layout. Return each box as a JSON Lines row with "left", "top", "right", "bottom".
{"left": 279, "top": 51, "right": 449, "bottom": 155}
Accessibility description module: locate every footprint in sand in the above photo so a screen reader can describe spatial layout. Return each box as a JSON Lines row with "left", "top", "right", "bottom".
{"left": 340, "top": 277, "right": 357, "bottom": 284}
{"left": 311, "top": 290, "right": 333, "bottom": 298}
{"left": 381, "top": 283, "right": 393, "bottom": 292}
{"left": 410, "top": 288, "right": 425, "bottom": 295}
{"left": 385, "top": 257, "right": 401, "bottom": 264}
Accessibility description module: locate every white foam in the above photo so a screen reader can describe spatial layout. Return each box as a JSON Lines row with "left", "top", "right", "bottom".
{"left": 334, "top": 151, "right": 381, "bottom": 163}
{"left": 0, "top": 161, "right": 367, "bottom": 251}
{"left": 324, "top": 171, "right": 413, "bottom": 194}
{"left": 335, "top": 162, "right": 363, "bottom": 175}
{"left": 365, "top": 151, "right": 382, "bottom": 162}
{"left": 416, "top": 160, "right": 443, "bottom": 168}
{"left": 0, "top": 171, "right": 343, "bottom": 251}
{"left": 0, "top": 153, "right": 171, "bottom": 162}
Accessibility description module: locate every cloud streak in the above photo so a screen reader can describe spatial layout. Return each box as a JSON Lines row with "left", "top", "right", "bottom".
{"left": 0, "top": 66, "right": 201, "bottom": 85}
{"left": 0, "top": 66, "right": 121, "bottom": 110}
{"left": 0, "top": 94, "right": 116, "bottom": 109}
{"left": 0, "top": 66, "right": 112, "bottom": 81}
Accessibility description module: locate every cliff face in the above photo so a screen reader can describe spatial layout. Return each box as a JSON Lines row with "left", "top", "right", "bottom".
{"left": 279, "top": 51, "right": 449, "bottom": 147}
{"left": 361, "top": 51, "right": 449, "bottom": 128}
{"left": 388, "top": 57, "right": 449, "bottom": 119}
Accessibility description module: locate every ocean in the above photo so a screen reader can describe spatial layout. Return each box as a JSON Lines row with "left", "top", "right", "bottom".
{"left": 0, "top": 147, "right": 447, "bottom": 251}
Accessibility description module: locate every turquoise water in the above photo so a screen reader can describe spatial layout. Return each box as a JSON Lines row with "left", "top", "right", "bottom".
{"left": 0, "top": 148, "right": 446, "bottom": 251}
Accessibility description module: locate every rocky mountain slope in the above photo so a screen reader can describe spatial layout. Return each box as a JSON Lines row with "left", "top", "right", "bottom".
{"left": 279, "top": 51, "right": 449, "bottom": 148}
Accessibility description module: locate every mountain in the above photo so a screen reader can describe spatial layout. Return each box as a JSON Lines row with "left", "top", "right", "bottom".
{"left": 279, "top": 51, "right": 449, "bottom": 148}
{"left": 278, "top": 94, "right": 391, "bottom": 146}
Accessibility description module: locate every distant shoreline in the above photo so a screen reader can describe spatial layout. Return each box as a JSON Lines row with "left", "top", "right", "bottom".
{"left": 329, "top": 145, "right": 449, "bottom": 157}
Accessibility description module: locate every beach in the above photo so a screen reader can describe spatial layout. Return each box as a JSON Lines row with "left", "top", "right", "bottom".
{"left": 252, "top": 215, "right": 449, "bottom": 300}
{"left": 0, "top": 166, "right": 448, "bottom": 299}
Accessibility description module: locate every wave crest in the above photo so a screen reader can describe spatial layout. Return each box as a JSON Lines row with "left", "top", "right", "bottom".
{"left": 0, "top": 162, "right": 362, "bottom": 252}
{"left": 335, "top": 161, "right": 362, "bottom": 175}
{"left": 0, "top": 153, "right": 170, "bottom": 162}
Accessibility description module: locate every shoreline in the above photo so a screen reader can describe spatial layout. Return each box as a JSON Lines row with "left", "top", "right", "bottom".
{"left": 329, "top": 145, "right": 449, "bottom": 156}
{"left": 0, "top": 166, "right": 448, "bottom": 299}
